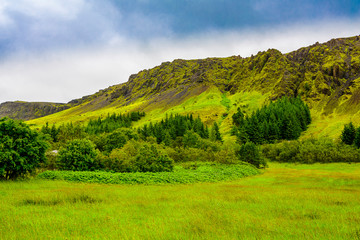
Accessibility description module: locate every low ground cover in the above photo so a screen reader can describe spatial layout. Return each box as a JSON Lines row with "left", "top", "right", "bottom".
{"left": 37, "top": 163, "right": 259, "bottom": 184}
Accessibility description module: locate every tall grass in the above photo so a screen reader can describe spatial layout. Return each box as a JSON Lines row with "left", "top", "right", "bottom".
{"left": 1, "top": 162, "right": 360, "bottom": 239}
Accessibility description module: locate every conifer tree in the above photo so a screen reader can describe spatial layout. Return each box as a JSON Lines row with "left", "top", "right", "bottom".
{"left": 341, "top": 122, "right": 356, "bottom": 145}
{"left": 354, "top": 127, "right": 360, "bottom": 149}
{"left": 210, "top": 122, "right": 222, "bottom": 142}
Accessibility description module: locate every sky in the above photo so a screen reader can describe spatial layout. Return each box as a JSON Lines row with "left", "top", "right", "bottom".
{"left": 0, "top": 0, "right": 359, "bottom": 103}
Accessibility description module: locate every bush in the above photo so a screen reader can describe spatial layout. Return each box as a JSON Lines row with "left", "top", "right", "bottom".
{"left": 104, "top": 140, "right": 141, "bottom": 172}
{"left": 0, "top": 118, "right": 49, "bottom": 180}
{"left": 133, "top": 144, "right": 174, "bottom": 172}
{"left": 105, "top": 141, "right": 174, "bottom": 173}
{"left": 57, "top": 139, "right": 100, "bottom": 171}
{"left": 37, "top": 163, "right": 259, "bottom": 185}
{"left": 262, "top": 138, "right": 360, "bottom": 163}
{"left": 236, "top": 142, "right": 267, "bottom": 168}
{"left": 103, "top": 130, "right": 128, "bottom": 153}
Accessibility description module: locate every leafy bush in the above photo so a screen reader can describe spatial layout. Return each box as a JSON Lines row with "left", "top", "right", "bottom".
{"left": 37, "top": 163, "right": 259, "bottom": 185}
{"left": 165, "top": 141, "right": 238, "bottom": 164}
{"left": 104, "top": 141, "right": 174, "bottom": 173}
{"left": 262, "top": 138, "right": 360, "bottom": 163}
{"left": 57, "top": 139, "right": 100, "bottom": 171}
{"left": 236, "top": 142, "right": 267, "bottom": 168}
{"left": 104, "top": 140, "right": 141, "bottom": 172}
{"left": 132, "top": 144, "right": 174, "bottom": 172}
{"left": 0, "top": 118, "right": 48, "bottom": 180}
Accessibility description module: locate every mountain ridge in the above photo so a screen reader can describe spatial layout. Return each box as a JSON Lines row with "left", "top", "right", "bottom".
{"left": 4, "top": 35, "right": 360, "bottom": 138}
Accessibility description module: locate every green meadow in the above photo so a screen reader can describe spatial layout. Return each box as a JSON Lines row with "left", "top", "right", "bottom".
{"left": 1, "top": 162, "right": 359, "bottom": 240}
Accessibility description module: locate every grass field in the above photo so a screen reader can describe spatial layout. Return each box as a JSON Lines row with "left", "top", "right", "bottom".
{"left": 1, "top": 162, "right": 360, "bottom": 239}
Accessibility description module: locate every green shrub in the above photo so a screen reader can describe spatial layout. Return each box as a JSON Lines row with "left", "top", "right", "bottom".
{"left": 105, "top": 141, "right": 174, "bottom": 173}
{"left": 104, "top": 140, "right": 141, "bottom": 172}
{"left": 132, "top": 144, "right": 174, "bottom": 172}
{"left": 236, "top": 142, "right": 267, "bottom": 168}
{"left": 166, "top": 147, "right": 216, "bottom": 163}
{"left": 262, "top": 138, "right": 360, "bottom": 163}
{"left": 58, "top": 139, "right": 100, "bottom": 171}
{"left": 103, "top": 130, "right": 128, "bottom": 153}
{"left": 355, "top": 127, "right": 360, "bottom": 148}
{"left": 0, "top": 118, "right": 49, "bottom": 180}
{"left": 37, "top": 163, "right": 259, "bottom": 185}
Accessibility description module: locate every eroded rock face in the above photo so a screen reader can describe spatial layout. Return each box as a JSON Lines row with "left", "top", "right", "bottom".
{"left": 0, "top": 101, "right": 69, "bottom": 120}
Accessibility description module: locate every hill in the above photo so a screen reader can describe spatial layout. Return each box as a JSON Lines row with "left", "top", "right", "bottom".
{"left": 25, "top": 35, "right": 360, "bottom": 138}
{"left": 0, "top": 101, "right": 70, "bottom": 120}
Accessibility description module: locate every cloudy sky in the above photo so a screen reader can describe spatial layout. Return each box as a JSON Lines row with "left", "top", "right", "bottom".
{"left": 0, "top": 0, "right": 359, "bottom": 103}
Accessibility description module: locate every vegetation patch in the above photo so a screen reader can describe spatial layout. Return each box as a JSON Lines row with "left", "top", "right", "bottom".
{"left": 37, "top": 163, "right": 259, "bottom": 185}
{"left": 21, "top": 194, "right": 101, "bottom": 206}
{"left": 262, "top": 138, "right": 360, "bottom": 164}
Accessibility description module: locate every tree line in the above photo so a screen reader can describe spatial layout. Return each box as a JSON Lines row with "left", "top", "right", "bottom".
{"left": 138, "top": 114, "right": 222, "bottom": 144}
{"left": 231, "top": 96, "right": 311, "bottom": 144}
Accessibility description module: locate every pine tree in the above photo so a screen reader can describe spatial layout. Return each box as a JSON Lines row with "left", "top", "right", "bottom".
{"left": 210, "top": 122, "right": 222, "bottom": 142}
{"left": 341, "top": 122, "right": 356, "bottom": 145}
{"left": 354, "top": 127, "right": 360, "bottom": 149}
{"left": 232, "top": 107, "right": 244, "bottom": 127}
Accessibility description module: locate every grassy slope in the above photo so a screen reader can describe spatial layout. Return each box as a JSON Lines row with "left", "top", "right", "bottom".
{"left": 1, "top": 162, "right": 359, "bottom": 239}
{"left": 27, "top": 36, "right": 360, "bottom": 139}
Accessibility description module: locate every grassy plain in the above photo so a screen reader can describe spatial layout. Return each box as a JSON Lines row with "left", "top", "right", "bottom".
{"left": 1, "top": 162, "right": 360, "bottom": 239}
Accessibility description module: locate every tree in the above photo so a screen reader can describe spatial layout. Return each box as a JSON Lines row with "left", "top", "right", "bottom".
{"left": 104, "top": 129, "right": 129, "bottom": 153}
{"left": 0, "top": 118, "right": 48, "bottom": 180}
{"left": 183, "top": 130, "right": 202, "bottom": 148}
{"left": 354, "top": 127, "right": 360, "bottom": 148}
{"left": 236, "top": 142, "right": 266, "bottom": 168}
{"left": 132, "top": 144, "right": 174, "bottom": 172}
{"left": 210, "top": 122, "right": 222, "bottom": 142}
{"left": 232, "top": 107, "right": 245, "bottom": 127}
{"left": 58, "top": 139, "right": 99, "bottom": 171}
{"left": 341, "top": 122, "right": 356, "bottom": 145}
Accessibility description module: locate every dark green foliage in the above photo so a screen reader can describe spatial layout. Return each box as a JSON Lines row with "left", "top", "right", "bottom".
{"left": 210, "top": 122, "right": 222, "bottom": 142}
{"left": 183, "top": 130, "right": 202, "bottom": 148}
{"left": 341, "top": 122, "right": 356, "bottom": 145}
{"left": 37, "top": 163, "right": 259, "bottom": 184}
{"left": 236, "top": 142, "right": 267, "bottom": 168}
{"left": 232, "top": 97, "right": 311, "bottom": 144}
{"left": 0, "top": 118, "right": 48, "bottom": 180}
{"left": 57, "top": 122, "right": 88, "bottom": 143}
{"left": 92, "top": 128, "right": 139, "bottom": 153}
{"left": 139, "top": 114, "right": 209, "bottom": 144}
{"left": 104, "top": 141, "right": 174, "bottom": 173}
{"left": 41, "top": 122, "right": 60, "bottom": 142}
{"left": 262, "top": 138, "right": 360, "bottom": 163}
{"left": 232, "top": 107, "right": 245, "bottom": 127}
{"left": 58, "top": 139, "right": 100, "bottom": 171}
{"left": 354, "top": 127, "right": 360, "bottom": 148}
{"left": 132, "top": 144, "right": 174, "bottom": 173}
{"left": 85, "top": 112, "right": 145, "bottom": 135}
{"left": 166, "top": 141, "right": 238, "bottom": 164}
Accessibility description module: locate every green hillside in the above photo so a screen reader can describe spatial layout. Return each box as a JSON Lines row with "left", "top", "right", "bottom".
{"left": 27, "top": 35, "right": 360, "bottom": 139}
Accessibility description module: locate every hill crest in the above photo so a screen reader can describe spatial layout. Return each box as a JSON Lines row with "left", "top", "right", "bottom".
{"left": 7, "top": 35, "right": 360, "bottom": 138}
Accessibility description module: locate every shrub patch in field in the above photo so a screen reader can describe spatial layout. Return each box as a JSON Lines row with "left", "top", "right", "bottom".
{"left": 37, "top": 163, "right": 259, "bottom": 185}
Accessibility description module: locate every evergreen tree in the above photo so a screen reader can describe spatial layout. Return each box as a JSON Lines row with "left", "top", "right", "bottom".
{"left": 354, "top": 127, "right": 360, "bottom": 148}
{"left": 341, "top": 122, "right": 356, "bottom": 145}
{"left": 232, "top": 96, "right": 311, "bottom": 144}
{"left": 210, "top": 122, "right": 222, "bottom": 142}
{"left": 232, "top": 107, "right": 245, "bottom": 127}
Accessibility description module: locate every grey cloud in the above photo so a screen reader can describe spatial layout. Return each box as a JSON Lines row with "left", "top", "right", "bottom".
{"left": 0, "top": 18, "right": 359, "bottom": 104}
